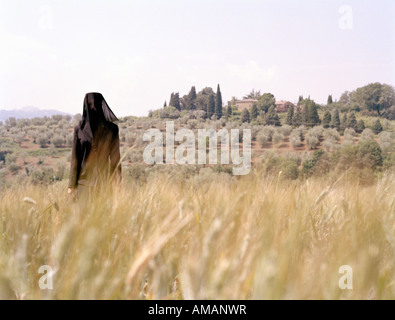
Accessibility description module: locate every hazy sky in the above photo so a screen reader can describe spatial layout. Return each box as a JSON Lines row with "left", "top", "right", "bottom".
{"left": 0, "top": 0, "right": 394, "bottom": 117}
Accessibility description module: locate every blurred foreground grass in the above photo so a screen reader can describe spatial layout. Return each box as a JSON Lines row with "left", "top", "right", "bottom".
{"left": 0, "top": 169, "right": 394, "bottom": 300}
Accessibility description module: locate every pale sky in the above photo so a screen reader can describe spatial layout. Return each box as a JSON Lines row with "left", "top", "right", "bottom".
{"left": 0, "top": 0, "right": 394, "bottom": 117}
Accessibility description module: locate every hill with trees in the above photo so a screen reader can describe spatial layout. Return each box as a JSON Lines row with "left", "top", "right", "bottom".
{"left": 0, "top": 82, "right": 394, "bottom": 188}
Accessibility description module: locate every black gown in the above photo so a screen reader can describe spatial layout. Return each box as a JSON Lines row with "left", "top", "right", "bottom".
{"left": 68, "top": 93, "right": 121, "bottom": 190}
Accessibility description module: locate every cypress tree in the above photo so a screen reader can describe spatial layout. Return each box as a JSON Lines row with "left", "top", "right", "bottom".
{"left": 340, "top": 113, "right": 348, "bottom": 133}
{"left": 292, "top": 109, "right": 302, "bottom": 127}
{"left": 322, "top": 111, "right": 331, "bottom": 128}
{"left": 164, "top": 101, "right": 167, "bottom": 108}
{"left": 327, "top": 95, "right": 333, "bottom": 105}
{"left": 250, "top": 103, "right": 258, "bottom": 120}
{"left": 341, "top": 113, "right": 348, "bottom": 127}
{"left": 265, "top": 106, "right": 280, "bottom": 126}
{"left": 356, "top": 119, "right": 365, "bottom": 133}
{"left": 187, "top": 86, "right": 197, "bottom": 110}
{"left": 372, "top": 119, "right": 383, "bottom": 134}
{"left": 308, "top": 104, "right": 320, "bottom": 127}
{"left": 227, "top": 105, "right": 233, "bottom": 118}
{"left": 331, "top": 109, "right": 340, "bottom": 129}
{"left": 207, "top": 94, "right": 215, "bottom": 119}
{"left": 241, "top": 108, "right": 250, "bottom": 123}
{"left": 348, "top": 113, "right": 357, "bottom": 130}
{"left": 169, "top": 93, "right": 175, "bottom": 107}
{"left": 286, "top": 106, "right": 294, "bottom": 125}
{"left": 302, "top": 103, "right": 309, "bottom": 126}
{"left": 215, "top": 84, "right": 223, "bottom": 119}
{"left": 173, "top": 93, "right": 181, "bottom": 111}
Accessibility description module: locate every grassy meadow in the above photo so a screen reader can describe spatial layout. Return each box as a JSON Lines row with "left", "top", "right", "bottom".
{"left": 1, "top": 167, "right": 394, "bottom": 300}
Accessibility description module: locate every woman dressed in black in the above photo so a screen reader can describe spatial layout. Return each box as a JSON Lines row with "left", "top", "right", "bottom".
{"left": 68, "top": 93, "right": 121, "bottom": 196}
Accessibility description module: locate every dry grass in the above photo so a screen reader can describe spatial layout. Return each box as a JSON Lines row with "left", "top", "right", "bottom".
{"left": 0, "top": 169, "right": 394, "bottom": 300}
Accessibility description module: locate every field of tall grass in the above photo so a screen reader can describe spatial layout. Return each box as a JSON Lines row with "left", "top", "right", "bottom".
{"left": 0, "top": 168, "right": 394, "bottom": 300}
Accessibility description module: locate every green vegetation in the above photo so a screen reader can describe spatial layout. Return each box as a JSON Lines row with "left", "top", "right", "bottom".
{"left": 0, "top": 83, "right": 395, "bottom": 300}
{"left": 215, "top": 84, "right": 223, "bottom": 119}
{"left": 241, "top": 109, "right": 250, "bottom": 123}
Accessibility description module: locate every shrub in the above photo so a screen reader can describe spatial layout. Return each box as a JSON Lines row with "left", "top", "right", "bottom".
{"left": 39, "top": 134, "right": 48, "bottom": 148}
{"left": 344, "top": 128, "right": 356, "bottom": 137}
{"left": 338, "top": 139, "right": 384, "bottom": 171}
{"left": 158, "top": 106, "right": 181, "bottom": 119}
{"left": 264, "top": 154, "right": 282, "bottom": 174}
{"left": 357, "top": 140, "right": 383, "bottom": 169}
{"left": 383, "top": 106, "right": 395, "bottom": 120}
{"left": 250, "top": 125, "right": 261, "bottom": 141}
{"left": 272, "top": 132, "right": 284, "bottom": 146}
{"left": 343, "top": 128, "right": 356, "bottom": 147}
{"left": 378, "top": 132, "right": 393, "bottom": 150}
{"left": 278, "top": 125, "right": 292, "bottom": 137}
{"left": 263, "top": 153, "right": 300, "bottom": 180}
{"left": 126, "top": 132, "right": 137, "bottom": 147}
{"left": 5, "top": 153, "right": 17, "bottom": 164}
{"left": 19, "top": 152, "right": 29, "bottom": 164}
{"left": 282, "top": 160, "right": 299, "bottom": 180}
{"left": 187, "top": 119, "right": 199, "bottom": 130}
{"left": 55, "top": 162, "right": 67, "bottom": 181}
{"left": 324, "top": 128, "right": 340, "bottom": 143}
{"left": 195, "top": 110, "right": 206, "bottom": 121}
{"left": 29, "top": 165, "right": 65, "bottom": 185}
{"left": 309, "top": 126, "right": 324, "bottom": 138}
{"left": 305, "top": 134, "right": 319, "bottom": 150}
{"left": 383, "top": 152, "right": 395, "bottom": 171}
{"left": 30, "top": 168, "right": 54, "bottom": 185}
{"left": 302, "top": 150, "right": 324, "bottom": 177}
{"left": 290, "top": 135, "right": 302, "bottom": 149}
{"left": 14, "top": 132, "right": 25, "bottom": 146}
{"left": 305, "top": 127, "right": 323, "bottom": 150}
{"left": 342, "top": 134, "right": 355, "bottom": 147}
{"left": 382, "top": 119, "right": 392, "bottom": 131}
{"left": 291, "top": 127, "right": 304, "bottom": 140}
{"left": 8, "top": 163, "right": 20, "bottom": 175}
{"left": 323, "top": 140, "right": 340, "bottom": 153}
{"left": 257, "top": 132, "right": 270, "bottom": 148}
{"left": 261, "top": 126, "right": 275, "bottom": 142}
{"left": 28, "top": 130, "right": 38, "bottom": 143}
{"left": 52, "top": 135, "right": 64, "bottom": 147}
{"left": 66, "top": 133, "right": 74, "bottom": 147}
{"left": 361, "top": 128, "right": 374, "bottom": 141}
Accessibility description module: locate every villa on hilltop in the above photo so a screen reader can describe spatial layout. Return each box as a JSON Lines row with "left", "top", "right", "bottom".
{"left": 235, "top": 99, "right": 296, "bottom": 113}
{"left": 275, "top": 100, "right": 296, "bottom": 113}
{"left": 236, "top": 99, "right": 258, "bottom": 111}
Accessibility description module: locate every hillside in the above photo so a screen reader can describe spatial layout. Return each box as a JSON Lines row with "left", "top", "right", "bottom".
{"left": 0, "top": 111, "right": 394, "bottom": 188}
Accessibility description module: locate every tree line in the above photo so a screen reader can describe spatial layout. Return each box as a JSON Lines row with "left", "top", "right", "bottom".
{"left": 165, "top": 85, "right": 223, "bottom": 120}
{"left": 157, "top": 82, "right": 394, "bottom": 130}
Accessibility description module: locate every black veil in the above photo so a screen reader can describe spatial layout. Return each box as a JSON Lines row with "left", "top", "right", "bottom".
{"left": 78, "top": 92, "right": 118, "bottom": 144}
